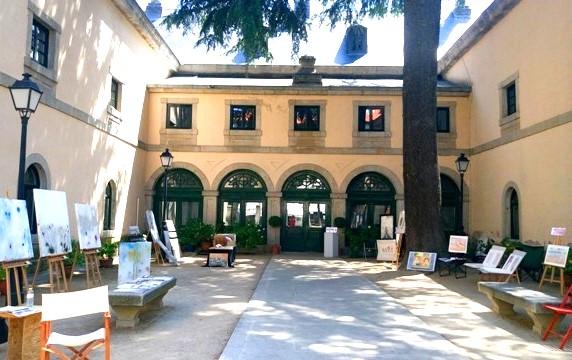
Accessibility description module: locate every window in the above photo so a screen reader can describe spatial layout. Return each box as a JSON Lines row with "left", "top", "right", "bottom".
{"left": 110, "top": 78, "right": 121, "bottom": 110}
{"left": 294, "top": 106, "right": 320, "bottom": 131}
{"left": 358, "top": 106, "right": 384, "bottom": 132}
{"left": 103, "top": 182, "right": 115, "bottom": 231}
{"left": 506, "top": 83, "right": 517, "bottom": 116}
{"left": 218, "top": 170, "right": 266, "bottom": 228}
{"left": 30, "top": 19, "right": 49, "bottom": 67}
{"left": 436, "top": 107, "right": 450, "bottom": 133}
{"left": 230, "top": 105, "right": 256, "bottom": 130}
{"left": 166, "top": 104, "right": 192, "bottom": 129}
{"left": 154, "top": 169, "right": 203, "bottom": 229}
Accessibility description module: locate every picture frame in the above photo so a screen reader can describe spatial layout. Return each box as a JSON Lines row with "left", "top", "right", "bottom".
{"left": 396, "top": 210, "right": 406, "bottom": 234}
{"left": 550, "top": 227, "right": 567, "bottom": 237}
{"left": 406, "top": 251, "right": 437, "bottom": 272}
{"left": 377, "top": 239, "right": 397, "bottom": 261}
{"left": 544, "top": 244, "right": 570, "bottom": 268}
{"left": 380, "top": 215, "right": 394, "bottom": 239}
{"left": 448, "top": 235, "right": 468, "bottom": 254}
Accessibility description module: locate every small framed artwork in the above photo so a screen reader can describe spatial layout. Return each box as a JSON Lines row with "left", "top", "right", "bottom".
{"left": 396, "top": 210, "right": 406, "bottom": 234}
{"left": 448, "top": 235, "right": 468, "bottom": 254}
{"left": 377, "top": 240, "right": 397, "bottom": 262}
{"left": 550, "top": 227, "right": 567, "bottom": 237}
{"left": 380, "top": 215, "right": 394, "bottom": 239}
{"left": 544, "top": 245, "right": 570, "bottom": 268}
{"left": 406, "top": 251, "right": 437, "bottom": 272}
{"left": 208, "top": 253, "right": 229, "bottom": 267}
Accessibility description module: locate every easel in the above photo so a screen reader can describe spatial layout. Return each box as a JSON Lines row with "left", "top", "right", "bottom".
{"left": 2, "top": 260, "right": 29, "bottom": 306}
{"left": 69, "top": 249, "right": 102, "bottom": 289}
{"left": 539, "top": 232, "right": 567, "bottom": 295}
{"left": 153, "top": 241, "right": 165, "bottom": 265}
{"left": 32, "top": 255, "right": 68, "bottom": 293}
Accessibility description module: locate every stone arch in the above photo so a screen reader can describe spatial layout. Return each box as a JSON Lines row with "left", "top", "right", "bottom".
{"left": 144, "top": 162, "right": 209, "bottom": 193}
{"left": 276, "top": 164, "right": 337, "bottom": 193}
{"left": 211, "top": 163, "right": 273, "bottom": 192}
{"left": 502, "top": 181, "right": 521, "bottom": 239}
{"left": 339, "top": 165, "right": 403, "bottom": 197}
{"left": 440, "top": 166, "right": 469, "bottom": 200}
{"left": 25, "top": 153, "right": 51, "bottom": 189}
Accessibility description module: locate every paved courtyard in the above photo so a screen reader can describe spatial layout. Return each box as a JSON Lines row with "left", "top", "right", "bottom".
{"left": 0, "top": 253, "right": 570, "bottom": 359}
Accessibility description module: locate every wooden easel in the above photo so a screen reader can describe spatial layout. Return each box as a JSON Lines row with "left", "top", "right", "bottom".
{"left": 69, "top": 249, "right": 102, "bottom": 289}
{"left": 153, "top": 241, "right": 165, "bottom": 264}
{"left": 539, "top": 233, "right": 567, "bottom": 295}
{"left": 32, "top": 255, "right": 68, "bottom": 293}
{"left": 2, "top": 260, "right": 29, "bottom": 306}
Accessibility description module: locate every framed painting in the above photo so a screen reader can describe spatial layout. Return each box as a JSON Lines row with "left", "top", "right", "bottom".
{"left": 550, "top": 227, "right": 566, "bottom": 237}
{"left": 406, "top": 251, "right": 437, "bottom": 272}
{"left": 544, "top": 245, "right": 569, "bottom": 268}
{"left": 377, "top": 239, "right": 397, "bottom": 262}
{"left": 448, "top": 235, "right": 468, "bottom": 254}
{"left": 380, "top": 215, "right": 393, "bottom": 239}
{"left": 0, "top": 198, "right": 34, "bottom": 262}
{"left": 396, "top": 210, "right": 406, "bottom": 234}
{"left": 74, "top": 203, "right": 101, "bottom": 250}
{"left": 33, "top": 189, "right": 72, "bottom": 257}
{"left": 118, "top": 242, "right": 151, "bottom": 284}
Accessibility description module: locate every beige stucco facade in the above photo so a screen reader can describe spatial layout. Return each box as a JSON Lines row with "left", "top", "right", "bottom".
{"left": 0, "top": 0, "right": 569, "bottom": 248}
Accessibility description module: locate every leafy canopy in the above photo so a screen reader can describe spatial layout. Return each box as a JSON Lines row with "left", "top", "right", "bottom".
{"left": 162, "top": 0, "right": 406, "bottom": 62}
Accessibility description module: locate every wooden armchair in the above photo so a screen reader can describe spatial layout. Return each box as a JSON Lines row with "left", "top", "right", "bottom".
{"left": 542, "top": 283, "right": 572, "bottom": 349}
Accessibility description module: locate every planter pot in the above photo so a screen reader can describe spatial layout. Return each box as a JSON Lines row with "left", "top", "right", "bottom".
{"left": 100, "top": 258, "right": 114, "bottom": 268}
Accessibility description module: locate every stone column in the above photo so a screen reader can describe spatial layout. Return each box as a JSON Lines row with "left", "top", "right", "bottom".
{"left": 330, "top": 193, "right": 347, "bottom": 251}
{"left": 266, "top": 192, "right": 282, "bottom": 245}
{"left": 202, "top": 190, "right": 219, "bottom": 225}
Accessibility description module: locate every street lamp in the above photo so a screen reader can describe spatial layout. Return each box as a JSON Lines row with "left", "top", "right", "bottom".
{"left": 455, "top": 153, "right": 470, "bottom": 235}
{"left": 9, "top": 73, "right": 43, "bottom": 199}
{"left": 160, "top": 148, "right": 173, "bottom": 223}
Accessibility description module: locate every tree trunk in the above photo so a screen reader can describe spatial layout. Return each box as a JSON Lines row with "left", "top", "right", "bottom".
{"left": 403, "top": 0, "right": 445, "bottom": 253}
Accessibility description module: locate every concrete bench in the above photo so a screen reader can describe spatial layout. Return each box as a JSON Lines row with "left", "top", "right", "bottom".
{"left": 109, "top": 276, "right": 176, "bottom": 328}
{"left": 478, "top": 282, "right": 562, "bottom": 335}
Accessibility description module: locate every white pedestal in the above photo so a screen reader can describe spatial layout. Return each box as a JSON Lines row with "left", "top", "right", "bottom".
{"left": 324, "top": 232, "right": 339, "bottom": 258}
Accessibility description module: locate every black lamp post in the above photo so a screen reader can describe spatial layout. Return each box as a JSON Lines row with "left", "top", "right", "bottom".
{"left": 160, "top": 148, "right": 173, "bottom": 223}
{"left": 455, "top": 153, "right": 470, "bottom": 235}
{"left": 9, "top": 73, "right": 43, "bottom": 200}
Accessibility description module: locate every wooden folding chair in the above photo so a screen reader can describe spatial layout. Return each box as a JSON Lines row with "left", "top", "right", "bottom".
{"left": 542, "top": 283, "right": 572, "bottom": 350}
{"left": 40, "top": 285, "right": 111, "bottom": 360}
{"left": 479, "top": 249, "right": 526, "bottom": 283}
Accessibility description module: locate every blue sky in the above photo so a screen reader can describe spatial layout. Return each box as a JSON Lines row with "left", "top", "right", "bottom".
{"left": 137, "top": 0, "right": 494, "bottom": 65}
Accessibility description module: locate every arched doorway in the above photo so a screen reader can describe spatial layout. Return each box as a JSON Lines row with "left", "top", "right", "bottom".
{"left": 24, "top": 164, "right": 45, "bottom": 234}
{"left": 508, "top": 188, "right": 519, "bottom": 239}
{"left": 440, "top": 174, "right": 461, "bottom": 237}
{"left": 153, "top": 168, "right": 203, "bottom": 229}
{"left": 218, "top": 170, "right": 267, "bottom": 227}
{"left": 346, "top": 172, "right": 396, "bottom": 232}
{"left": 103, "top": 181, "right": 116, "bottom": 231}
{"left": 282, "top": 171, "right": 331, "bottom": 252}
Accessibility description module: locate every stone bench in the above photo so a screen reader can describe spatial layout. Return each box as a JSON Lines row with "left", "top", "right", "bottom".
{"left": 478, "top": 281, "right": 562, "bottom": 335}
{"left": 109, "top": 276, "right": 176, "bottom": 328}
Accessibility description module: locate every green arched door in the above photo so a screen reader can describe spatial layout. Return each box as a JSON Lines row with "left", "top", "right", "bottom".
{"left": 346, "top": 172, "right": 396, "bottom": 232}
{"left": 154, "top": 169, "right": 203, "bottom": 229}
{"left": 218, "top": 170, "right": 267, "bottom": 228}
{"left": 282, "top": 171, "right": 331, "bottom": 252}
{"left": 440, "top": 174, "right": 461, "bottom": 237}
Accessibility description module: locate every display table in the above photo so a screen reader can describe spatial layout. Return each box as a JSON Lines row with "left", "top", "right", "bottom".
{"left": 0, "top": 306, "right": 42, "bottom": 360}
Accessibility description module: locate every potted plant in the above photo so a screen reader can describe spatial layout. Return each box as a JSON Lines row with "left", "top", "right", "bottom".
{"left": 235, "top": 223, "right": 266, "bottom": 253}
{"left": 179, "top": 219, "right": 215, "bottom": 253}
{"left": 98, "top": 240, "right": 118, "bottom": 268}
{"left": 268, "top": 216, "right": 283, "bottom": 228}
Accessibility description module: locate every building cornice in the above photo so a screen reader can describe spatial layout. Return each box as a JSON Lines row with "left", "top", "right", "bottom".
{"left": 110, "top": 0, "right": 180, "bottom": 68}
{"left": 438, "top": 0, "right": 521, "bottom": 75}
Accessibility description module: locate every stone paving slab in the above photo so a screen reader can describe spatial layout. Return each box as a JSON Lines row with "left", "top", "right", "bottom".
{"left": 221, "top": 256, "right": 469, "bottom": 359}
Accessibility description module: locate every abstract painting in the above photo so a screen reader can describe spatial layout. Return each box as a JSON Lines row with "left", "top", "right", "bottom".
{"left": 33, "top": 189, "right": 72, "bottom": 257}
{"left": 0, "top": 198, "right": 34, "bottom": 262}
{"left": 74, "top": 203, "right": 101, "bottom": 250}
{"left": 118, "top": 242, "right": 151, "bottom": 284}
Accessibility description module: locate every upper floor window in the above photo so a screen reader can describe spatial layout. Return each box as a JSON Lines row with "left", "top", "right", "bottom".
{"left": 505, "top": 83, "right": 517, "bottom": 116}
{"left": 358, "top": 106, "right": 384, "bottom": 132}
{"left": 110, "top": 78, "right": 121, "bottom": 110}
{"left": 30, "top": 19, "right": 49, "bottom": 67}
{"left": 230, "top": 105, "right": 256, "bottom": 130}
{"left": 436, "top": 107, "right": 450, "bottom": 133}
{"left": 166, "top": 104, "right": 192, "bottom": 129}
{"left": 294, "top": 105, "right": 320, "bottom": 131}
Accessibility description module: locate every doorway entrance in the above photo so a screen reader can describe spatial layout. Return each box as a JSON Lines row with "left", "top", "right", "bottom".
{"left": 281, "top": 171, "right": 331, "bottom": 252}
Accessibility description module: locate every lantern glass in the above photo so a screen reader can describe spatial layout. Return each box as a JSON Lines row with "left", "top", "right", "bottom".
{"left": 160, "top": 149, "right": 173, "bottom": 168}
{"left": 455, "top": 153, "right": 470, "bottom": 174}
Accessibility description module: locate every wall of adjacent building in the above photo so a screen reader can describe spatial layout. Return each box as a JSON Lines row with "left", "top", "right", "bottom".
{"left": 443, "top": 0, "right": 572, "bottom": 242}
{"left": 0, "top": 0, "right": 177, "bottom": 240}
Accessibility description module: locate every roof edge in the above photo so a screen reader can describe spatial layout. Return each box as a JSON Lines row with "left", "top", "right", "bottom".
{"left": 111, "top": 0, "right": 180, "bottom": 68}
{"left": 438, "top": 0, "right": 521, "bottom": 75}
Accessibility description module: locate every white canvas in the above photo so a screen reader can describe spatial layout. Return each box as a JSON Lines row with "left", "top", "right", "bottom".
{"left": 380, "top": 215, "right": 393, "bottom": 239}
{"left": 74, "top": 203, "right": 101, "bottom": 250}
{"left": 164, "top": 220, "right": 182, "bottom": 260}
{"left": 34, "top": 189, "right": 72, "bottom": 257}
{"left": 396, "top": 210, "right": 406, "bottom": 234}
{"left": 550, "top": 227, "right": 567, "bottom": 237}
{"left": 377, "top": 239, "right": 397, "bottom": 261}
{"left": 118, "top": 242, "right": 151, "bottom": 284}
{"left": 0, "top": 198, "right": 34, "bottom": 262}
{"left": 144, "top": 210, "right": 177, "bottom": 263}
{"left": 544, "top": 245, "right": 569, "bottom": 268}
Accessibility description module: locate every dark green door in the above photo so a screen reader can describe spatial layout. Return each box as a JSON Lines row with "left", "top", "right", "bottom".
{"left": 283, "top": 201, "right": 329, "bottom": 252}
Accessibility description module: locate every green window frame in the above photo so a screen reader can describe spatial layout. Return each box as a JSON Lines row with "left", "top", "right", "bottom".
{"left": 230, "top": 105, "right": 256, "bottom": 130}
{"left": 436, "top": 107, "right": 450, "bottom": 133}
{"left": 294, "top": 106, "right": 320, "bottom": 131}
{"left": 166, "top": 104, "right": 192, "bottom": 129}
{"left": 31, "top": 19, "right": 49, "bottom": 67}
{"left": 218, "top": 170, "right": 267, "bottom": 228}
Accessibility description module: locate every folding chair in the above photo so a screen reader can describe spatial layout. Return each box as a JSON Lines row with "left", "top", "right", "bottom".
{"left": 464, "top": 245, "right": 506, "bottom": 270}
{"left": 480, "top": 250, "right": 526, "bottom": 283}
{"left": 542, "top": 282, "right": 572, "bottom": 350}
{"left": 40, "top": 285, "right": 111, "bottom": 360}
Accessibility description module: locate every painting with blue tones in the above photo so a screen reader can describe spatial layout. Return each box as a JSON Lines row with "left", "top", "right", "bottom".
{"left": 118, "top": 242, "right": 151, "bottom": 284}
{"left": 74, "top": 203, "right": 101, "bottom": 250}
{"left": 33, "top": 189, "right": 72, "bottom": 257}
{"left": 0, "top": 198, "right": 34, "bottom": 262}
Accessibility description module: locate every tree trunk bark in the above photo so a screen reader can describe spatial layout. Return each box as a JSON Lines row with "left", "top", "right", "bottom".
{"left": 403, "top": 0, "right": 445, "bottom": 253}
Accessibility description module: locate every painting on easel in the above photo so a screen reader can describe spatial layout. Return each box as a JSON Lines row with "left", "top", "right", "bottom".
{"left": 118, "top": 242, "right": 151, "bottom": 284}
{"left": 33, "top": 189, "right": 72, "bottom": 257}
{"left": 0, "top": 198, "right": 34, "bottom": 262}
{"left": 74, "top": 203, "right": 101, "bottom": 250}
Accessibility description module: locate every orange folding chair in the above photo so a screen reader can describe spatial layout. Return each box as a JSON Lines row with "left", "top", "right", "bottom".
{"left": 40, "top": 285, "right": 111, "bottom": 359}
{"left": 542, "top": 282, "right": 572, "bottom": 350}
